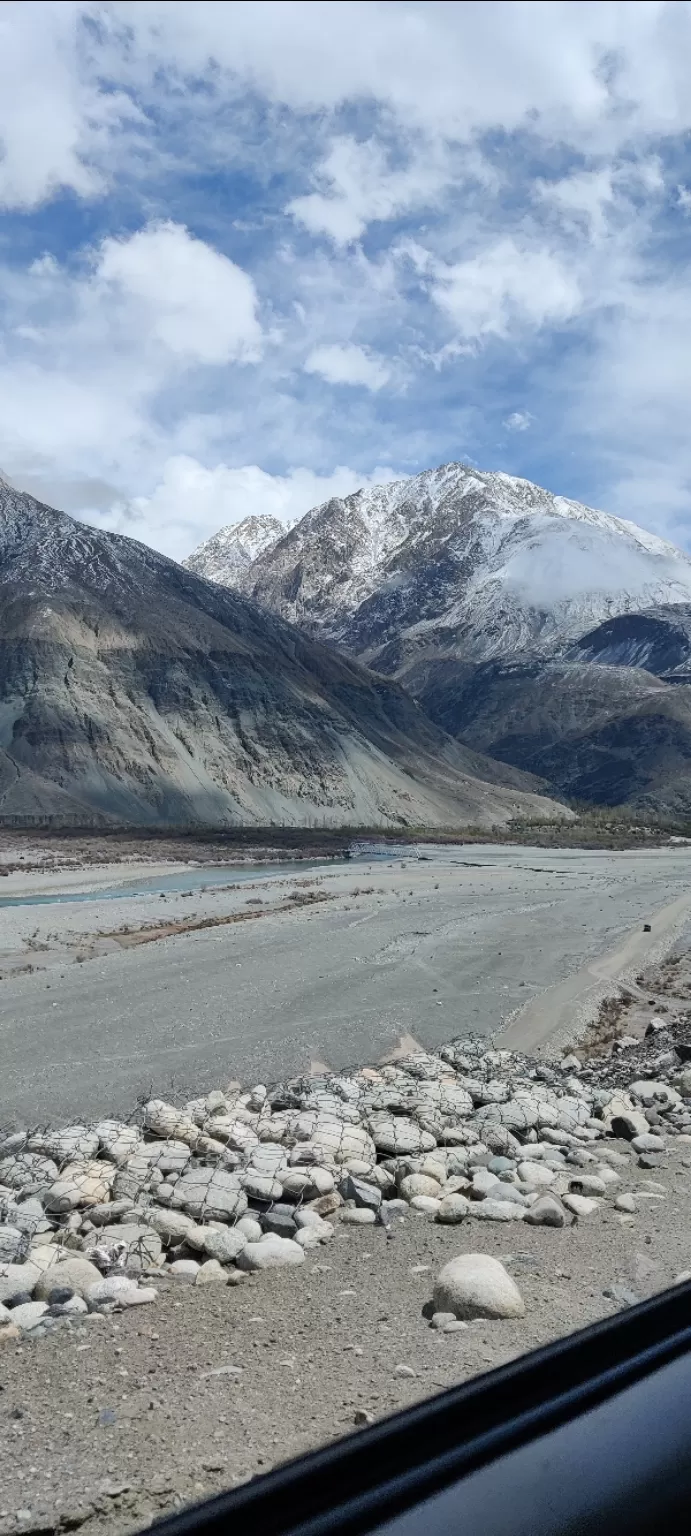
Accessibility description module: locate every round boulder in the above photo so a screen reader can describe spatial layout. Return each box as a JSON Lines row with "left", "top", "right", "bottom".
{"left": 433, "top": 1254, "right": 525, "bottom": 1320}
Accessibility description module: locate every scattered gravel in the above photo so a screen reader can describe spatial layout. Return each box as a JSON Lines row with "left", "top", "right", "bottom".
{"left": 3, "top": 968, "right": 691, "bottom": 1534}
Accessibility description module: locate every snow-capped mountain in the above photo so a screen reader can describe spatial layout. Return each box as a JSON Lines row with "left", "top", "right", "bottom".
{"left": 183, "top": 514, "right": 286, "bottom": 585}
{"left": 228, "top": 463, "right": 691, "bottom": 676}
{"left": 0, "top": 479, "right": 560, "bottom": 828}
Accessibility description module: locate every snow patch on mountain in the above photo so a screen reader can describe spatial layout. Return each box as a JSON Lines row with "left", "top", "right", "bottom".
{"left": 184, "top": 515, "right": 288, "bottom": 584}
{"left": 228, "top": 462, "right": 691, "bottom": 671}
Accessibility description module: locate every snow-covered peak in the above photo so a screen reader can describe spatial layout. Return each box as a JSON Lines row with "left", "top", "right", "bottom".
{"left": 183, "top": 515, "right": 287, "bottom": 584}
{"left": 234, "top": 461, "right": 691, "bottom": 671}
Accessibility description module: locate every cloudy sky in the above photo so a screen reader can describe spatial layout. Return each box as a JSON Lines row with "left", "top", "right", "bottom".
{"left": 2, "top": 1, "right": 691, "bottom": 561}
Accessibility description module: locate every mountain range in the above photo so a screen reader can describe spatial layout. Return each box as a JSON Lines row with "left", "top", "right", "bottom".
{"left": 185, "top": 464, "right": 691, "bottom": 818}
{"left": 0, "top": 475, "right": 558, "bottom": 828}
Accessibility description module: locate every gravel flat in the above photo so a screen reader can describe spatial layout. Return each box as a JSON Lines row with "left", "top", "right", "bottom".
{"left": 2, "top": 845, "right": 691, "bottom": 1125}
{"left": 1, "top": 1147, "right": 690, "bottom": 1536}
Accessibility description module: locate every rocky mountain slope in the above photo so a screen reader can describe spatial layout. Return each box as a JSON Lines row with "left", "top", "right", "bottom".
{"left": 0, "top": 479, "right": 561, "bottom": 828}
{"left": 416, "top": 656, "right": 691, "bottom": 817}
{"left": 183, "top": 514, "right": 286, "bottom": 585}
{"left": 189, "top": 463, "right": 691, "bottom": 817}
{"left": 203, "top": 463, "right": 691, "bottom": 674}
{"left": 571, "top": 605, "right": 691, "bottom": 680}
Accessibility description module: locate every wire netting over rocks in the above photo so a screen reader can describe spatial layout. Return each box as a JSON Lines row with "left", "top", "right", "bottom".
{"left": 2, "top": 1016, "right": 691, "bottom": 1336}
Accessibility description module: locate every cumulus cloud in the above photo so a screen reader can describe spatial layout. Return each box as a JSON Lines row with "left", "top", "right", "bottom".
{"left": 430, "top": 239, "right": 582, "bottom": 343}
{"left": 304, "top": 343, "right": 390, "bottom": 391}
{"left": 504, "top": 411, "right": 534, "bottom": 433}
{"left": 95, "top": 222, "right": 262, "bottom": 364}
{"left": 287, "top": 135, "right": 453, "bottom": 244}
{"left": 4, "top": 1, "right": 691, "bottom": 559}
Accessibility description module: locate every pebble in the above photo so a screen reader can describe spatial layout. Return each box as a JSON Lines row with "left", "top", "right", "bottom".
{"left": 394, "top": 1364, "right": 416, "bottom": 1377}
{"left": 433, "top": 1254, "right": 525, "bottom": 1320}
{"left": 614, "top": 1194, "right": 637, "bottom": 1213}
{"left": 341, "top": 1207, "right": 376, "bottom": 1225}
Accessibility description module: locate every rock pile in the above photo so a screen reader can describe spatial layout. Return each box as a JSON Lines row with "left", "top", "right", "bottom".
{"left": 1, "top": 1025, "right": 689, "bottom": 1339}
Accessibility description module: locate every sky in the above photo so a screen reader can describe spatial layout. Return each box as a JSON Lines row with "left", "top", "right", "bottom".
{"left": 2, "top": 1, "right": 691, "bottom": 562}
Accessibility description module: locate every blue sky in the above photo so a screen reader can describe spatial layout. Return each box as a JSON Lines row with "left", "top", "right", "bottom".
{"left": 3, "top": 1, "right": 691, "bottom": 560}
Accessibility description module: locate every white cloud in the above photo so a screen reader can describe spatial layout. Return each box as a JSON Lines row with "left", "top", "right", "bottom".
{"left": 431, "top": 239, "right": 582, "bottom": 343}
{"left": 535, "top": 168, "right": 616, "bottom": 240}
{"left": 81, "top": 457, "right": 406, "bottom": 561}
{"left": 504, "top": 411, "right": 533, "bottom": 432}
{"left": 0, "top": 2, "right": 139, "bottom": 209}
{"left": 287, "top": 135, "right": 453, "bottom": 244}
{"left": 304, "top": 343, "right": 390, "bottom": 391}
{"left": 95, "top": 221, "right": 262, "bottom": 364}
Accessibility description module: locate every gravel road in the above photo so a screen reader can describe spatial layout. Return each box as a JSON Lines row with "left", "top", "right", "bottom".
{"left": 1, "top": 845, "right": 691, "bottom": 1126}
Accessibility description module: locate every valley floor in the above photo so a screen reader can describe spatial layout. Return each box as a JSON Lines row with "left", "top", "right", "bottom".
{"left": 1, "top": 844, "right": 691, "bottom": 1126}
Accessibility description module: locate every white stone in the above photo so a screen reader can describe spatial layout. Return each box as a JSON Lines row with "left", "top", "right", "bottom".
{"left": 433, "top": 1254, "right": 525, "bottom": 1320}
{"left": 44, "top": 1160, "right": 115, "bottom": 1212}
{"left": 0, "top": 1261, "right": 41, "bottom": 1303}
{"left": 143, "top": 1100, "right": 200, "bottom": 1146}
{"left": 169, "top": 1259, "right": 200, "bottom": 1281}
{"left": 435, "top": 1194, "right": 470, "bottom": 1224}
{"left": 517, "top": 1162, "right": 555, "bottom": 1188}
{"left": 145, "top": 1208, "right": 197, "bottom": 1244}
{"left": 198, "top": 1227, "right": 247, "bottom": 1264}
{"left": 11, "top": 1301, "right": 48, "bottom": 1330}
{"left": 236, "top": 1236, "right": 305, "bottom": 1271}
{"left": 472, "top": 1199, "right": 525, "bottom": 1222}
{"left": 169, "top": 1167, "right": 247, "bottom": 1222}
{"left": 368, "top": 1116, "right": 434, "bottom": 1157}
{"left": 86, "top": 1275, "right": 140, "bottom": 1304}
{"left": 563, "top": 1193, "right": 601, "bottom": 1217}
{"left": 409, "top": 1195, "right": 441, "bottom": 1213}
{"left": 235, "top": 1215, "right": 263, "bottom": 1242}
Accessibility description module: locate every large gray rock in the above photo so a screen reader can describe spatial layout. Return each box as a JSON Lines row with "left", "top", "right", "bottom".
{"left": 435, "top": 1194, "right": 470, "bottom": 1224}
{"left": 143, "top": 1208, "right": 196, "bottom": 1245}
{"left": 28, "top": 1126, "right": 100, "bottom": 1163}
{"left": 199, "top": 1227, "right": 247, "bottom": 1264}
{"left": 0, "top": 1227, "right": 26, "bottom": 1263}
{"left": 368, "top": 1116, "right": 435, "bottom": 1156}
{"left": 236, "top": 1236, "right": 305, "bottom": 1271}
{"left": 169, "top": 1168, "right": 247, "bottom": 1222}
{"left": 523, "top": 1193, "right": 568, "bottom": 1228}
{"left": 433, "top": 1254, "right": 525, "bottom": 1320}
{"left": 11, "top": 1301, "right": 48, "bottom": 1330}
{"left": 34, "top": 1256, "right": 102, "bottom": 1300}
{"left": 472, "top": 1199, "right": 525, "bottom": 1222}
{"left": 0, "top": 1153, "right": 57, "bottom": 1194}
{"left": 340, "top": 1175, "right": 381, "bottom": 1211}
{"left": 0, "top": 1261, "right": 41, "bottom": 1303}
{"left": 83, "top": 1223, "right": 162, "bottom": 1271}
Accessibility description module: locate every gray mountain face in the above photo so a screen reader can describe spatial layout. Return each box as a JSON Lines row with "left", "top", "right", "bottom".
{"left": 195, "top": 462, "right": 691, "bottom": 817}
{"left": 217, "top": 462, "right": 691, "bottom": 674}
{"left": 0, "top": 481, "right": 561, "bottom": 828}
{"left": 570, "top": 605, "right": 691, "bottom": 680}
{"left": 183, "top": 514, "right": 287, "bottom": 585}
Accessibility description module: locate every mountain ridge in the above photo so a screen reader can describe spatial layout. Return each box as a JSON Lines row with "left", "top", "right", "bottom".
{"left": 0, "top": 479, "right": 562, "bottom": 828}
